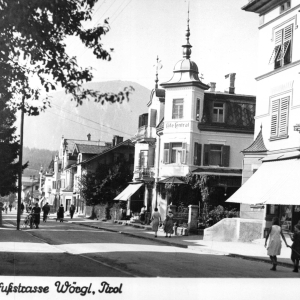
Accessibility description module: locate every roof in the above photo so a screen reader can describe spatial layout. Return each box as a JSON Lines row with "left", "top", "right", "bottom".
{"left": 242, "top": 0, "right": 280, "bottom": 14}
{"left": 242, "top": 128, "right": 268, "bottom": 153}
{"left": 63, "top": 139, "right": 107, "bottom": 153}
{"left": 81, "top": 139, "right": 134, "bottom": 165}
{"left": 74, "top": 143, "right": 109, "bottom": 154}
{"left": 204, "top": 91, "right": 256, "bottom": 100}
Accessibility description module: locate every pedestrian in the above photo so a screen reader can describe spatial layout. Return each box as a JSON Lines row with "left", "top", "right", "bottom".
{"left": 69, "top": 204, "right": 75, "bottom": 219}
{"left": 4, "top": 206, "right": 8, "bottom": 214}
{"left": 164, "top": 210, "right": 174, "bottom": 238}
{"left": 151, "top": 208, "right": 161, "bottom": 238}
{"left": 288, "top": 224, "right": 300, "bottom": 272}
{"left": 20, "top": 202, "right": 25, "bottom": 214}
{"left": 139, "top": 205, "right": 146, "bottom": 225}
{"left": 57, "top": 204, "right": 64, "bottom": 222}
{"left": 31, "top": 203, "right": 41, "bottom": 229}
{"left": 42, "top": 202, "right": 50, "bottom": 222}
{"left": 265, "top": 216, "right": 289, "bottom": 271}
{"left": 9, "top": 204, "right": 12, "bottom": 212}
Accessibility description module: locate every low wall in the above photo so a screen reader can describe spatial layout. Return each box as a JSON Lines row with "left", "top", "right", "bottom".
{"left": 203, "top": 218, "right": 264, "bottom": 242}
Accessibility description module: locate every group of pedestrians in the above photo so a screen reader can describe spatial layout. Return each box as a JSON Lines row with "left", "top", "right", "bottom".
{"left": 265, "top": 217, "right": 300, "bottom": 273}
{"left": 150, "top": 208, "right": 174, "bottom": 238}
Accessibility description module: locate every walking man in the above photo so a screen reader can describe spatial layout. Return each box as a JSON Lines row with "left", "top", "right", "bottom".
{"left": 42, "top": 202, "right": 50, "bottom": 222}
{"left": 69, "top": 204, "right": 76, "bottom": 219}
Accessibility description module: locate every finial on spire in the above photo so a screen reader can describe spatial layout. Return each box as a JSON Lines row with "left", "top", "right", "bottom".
{"left": 182, "top": 2, "right": 192, "bottom": 59}
{"left": 154, "top": 56, "right": 162, "bottom": 89}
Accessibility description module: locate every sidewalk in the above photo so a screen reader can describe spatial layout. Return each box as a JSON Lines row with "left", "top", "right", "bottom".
{"left": 61, "top": 214, "right": 295, "bottom": 268}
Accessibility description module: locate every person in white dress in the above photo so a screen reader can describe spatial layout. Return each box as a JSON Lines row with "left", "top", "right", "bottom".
{"left": 265, "top": 217, "right": 289, "bottom": 271}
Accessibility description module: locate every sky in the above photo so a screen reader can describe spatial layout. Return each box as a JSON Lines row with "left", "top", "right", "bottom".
{"left": 18, "top": 0, "right": 260, "bottom": 150}
{"left": 65, "top": 0, "right": 259, "bottom": 95}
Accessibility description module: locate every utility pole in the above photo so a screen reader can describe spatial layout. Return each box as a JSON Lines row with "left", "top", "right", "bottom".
{"left": 17, "top": 97, "right": 25, "bottom": 230}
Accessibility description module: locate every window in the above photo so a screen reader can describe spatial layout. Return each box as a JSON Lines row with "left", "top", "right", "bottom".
{"left": 139, "top": 150, "right": 148, "bottom": 167}
{"left": 269, "top": 24, "right": 293, "bottom": 69}
{"left": 172, "top": 99, "right": 184, "bottom": 119}
{"left": 194, "top": 142, "right": 202, "bottom": 166}
{"left": 280, "top": 1, "right": 291, "bottom": 14}
{"left": 196, "top": 98, "right": 200, "bottom": 121}
{"left": 203, "top": 144, "right": 230, "bottom": 167}
{"left": 270, "top": 97, "right": 289, "bottom": 139}
{"left": 212, "top": 102, "right": 225, "bottom": 122}
{"left": 52, "top": 181, "right": 56, "bottom": 189}
{"left": 163, "top": 143, "right": 187, "bottom": 164}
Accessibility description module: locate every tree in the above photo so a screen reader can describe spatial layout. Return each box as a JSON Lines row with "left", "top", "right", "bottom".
{"left": 79, "top": 161, "right": 132, "bottom": 208}
{"left": 0, "top": 0, "right": 134, "bottom": 116}
{"left": 0, "top": 101, "right": 28, "bottom": 196}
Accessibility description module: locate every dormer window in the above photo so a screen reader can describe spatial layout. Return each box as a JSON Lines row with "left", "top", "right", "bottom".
{"left": 212, "top": 102, "right": 225, "bottom": 122}
{"left": 172, "top": 99, "right": 183, "bottom": 119}
{"left": 280, "top": 1, "right": 291, "bottom": 14}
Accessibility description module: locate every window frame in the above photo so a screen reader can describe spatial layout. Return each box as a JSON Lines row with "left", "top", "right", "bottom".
{"left": 212, "top": 102, "right": 225, "bottom": 123}
{"left": 163, "top": 142, "right": 187, "bottom": 165}
{"left": 203, "top": 144, "right": 230, "bottom": 167}
{"left": 280, "top": 1, "right": 291, "bottom": 14}
{"left": 196, "top": 98, "right": 200, "bottom": 121}
{"left": 172, "top": 99, "right": 184, "bottom": 119}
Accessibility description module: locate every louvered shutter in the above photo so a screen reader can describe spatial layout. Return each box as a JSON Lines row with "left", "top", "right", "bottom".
{"left": 203, "top": 144, "right": 210, "bottom": 166}
{"left": 163, "top": 143, "right": 170, "bottom": 164}
{"left": 197, "top": 144, "right": 202, "bottom": 166}
{"left": 181, "top": 143, "right": 187, "bottom": 164}
{"left": 277, "top": 24, "right": 292, "bottom": 62}
{"left": 270, "top": 99, "right": 279, "bottom": 137}
{"left": 148, "top": 146, "right": 155, "bottom": 167}
{"left": 269, "top": 30, "right": 282, "bottom": 64}
{"left": 278, "top": 97, "right": 289, "bottom": 136}
{"left": 138, "top": 115, "right": 142, "bottom": 128}
{"left": 150, "top": 109, "right": 157, "bottom": 127}
{"left": 194, "top": 143, "right": 198, "bottom": 165}
{"left": 221, "top": 146, "right": 230, "bottom": 167}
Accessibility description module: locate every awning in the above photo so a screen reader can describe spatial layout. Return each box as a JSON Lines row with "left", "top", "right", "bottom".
{"left": 158, "top": 177, "right": 186, "bottom": 184}
{"left": 226, "top": 159, "right": 300, "bottom": 205}
{"left": 192, "top": 167, "right": 242, "bottom": 177}
{"left": 114, "top": 183, "right": 144, "bottom": 201}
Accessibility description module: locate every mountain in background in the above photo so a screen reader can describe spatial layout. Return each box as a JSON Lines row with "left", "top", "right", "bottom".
{"left": 23, "top": 81, "right": 151, "bottom": 150}
{"left": 23, "top": 147, "right": 57, "bottom": 172}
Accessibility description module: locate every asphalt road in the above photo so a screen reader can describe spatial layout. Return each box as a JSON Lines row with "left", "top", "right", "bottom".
{"left": 1, "top": 211, "right": 299, "bottom": 278}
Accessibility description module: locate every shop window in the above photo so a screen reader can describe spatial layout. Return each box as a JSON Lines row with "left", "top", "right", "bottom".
{"left": 172, "top": 99, "right": 184, "bottom": 119}
{"left": 269, "top": 24, "right": 293, "bottom": 69}
{"left": 203, "top": 144, "right": 230, "bottom": 167}
{"left": 194, "top": 142, "right": 202, "bottom": 166}
{"left": 139, "top": 150, "right": 148, "bottom": 167}
{"left": 280, "top": 1, "right": 291, "bottom": 14}
{"left": 163, "top": 143, "right": 187, "bottom": 164}
{"left": 212, "top": 102, "right": 225, "bottom": 122}
{"left": 196, "top": 98, "right": 200, "bottom": 121}
{"left": 270, "top": 97, "right": 289, "bottom": 139}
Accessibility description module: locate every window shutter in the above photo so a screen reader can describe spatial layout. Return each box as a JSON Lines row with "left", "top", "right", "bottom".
{"left": 138, "top": 115, "right": 142, "bottom": 128}
{"left": 138, "top": 151, "right": 141, "bottom": 167}
{"left": 181, "top": 143, "right": 187, "bottom": 164}
{"left": 197, "top": 144, "right": 202, "bottom": 166}
{"left": 221, "top": 146, "right": 230, "bottom": 167}
{"left": 150, "top": 109, "right": 157, "bottom": 127}
{"left": 270, "top": 99, "right": 279, "bottom": 137}
{"left": 203, "top": 144, "right": 210, "bottom": 166}
{"left": 269, "top": 30, "right": 282, "bottom": 64}
{"left": 163, "top": 143, "right": 170, "bottom": 164}
{"left": 194, "top": 143, "right": 198, "bottom": 165}
{"left": 278, "top": 97, "right": 289, "bottom": 136}
{"left": 148, "top": 146, "right": 155, "bottom": 167}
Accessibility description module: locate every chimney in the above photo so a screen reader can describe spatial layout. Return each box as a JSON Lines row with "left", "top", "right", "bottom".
{"left": 113, "top": 135, "right": 123, "bottom": 146}
{"left": 225, "top": 73, "right": 236, "bottom": 94}
{"left": 210, "top": 82, "right": 216, "bottom": 92}
{"left": 87, "top": 133, "right": 91, "bottom": 141}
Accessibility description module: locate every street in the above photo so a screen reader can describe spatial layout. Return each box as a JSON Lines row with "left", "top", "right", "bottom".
{"left": 1, "top": 210, "right": 299, "bottom": 278}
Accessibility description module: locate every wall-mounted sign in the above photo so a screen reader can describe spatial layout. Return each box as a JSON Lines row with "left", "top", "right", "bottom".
{"left": 165, "top": 122, "right": 190, "bottom": 130}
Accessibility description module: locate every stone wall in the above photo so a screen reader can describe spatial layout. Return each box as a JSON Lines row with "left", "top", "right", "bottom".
{"left": 239, "top": 219, "right": 263, "bottom": 241}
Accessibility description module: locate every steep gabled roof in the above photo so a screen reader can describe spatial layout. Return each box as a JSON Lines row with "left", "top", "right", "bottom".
{"left": 74, "top": 143, "right": 108, "bottom": 155}
{"left": 242, "top": 128, "right": 268, "bottom": 153}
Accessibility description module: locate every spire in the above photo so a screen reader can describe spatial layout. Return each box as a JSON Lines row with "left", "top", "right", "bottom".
{"left": 182, "top": 5, "right": 192, "bottom": 59}
{"left": 154, "top": 55, "right": 162, "bottom": 89}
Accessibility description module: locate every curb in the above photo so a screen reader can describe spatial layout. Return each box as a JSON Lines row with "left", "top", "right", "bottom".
{"left": 74, "top": 222, "right": 188, "bottom": 249}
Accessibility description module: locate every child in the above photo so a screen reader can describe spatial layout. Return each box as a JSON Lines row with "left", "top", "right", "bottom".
{"left": 289, "top": 224, "right": 300, "bottom": 273}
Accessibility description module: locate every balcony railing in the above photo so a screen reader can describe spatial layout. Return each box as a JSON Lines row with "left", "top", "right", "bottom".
{"left": 134, "top": 166, "right": 155, "bottom": 179}
{"left": 132, "top": 126, "right": 156, "bottom": 143}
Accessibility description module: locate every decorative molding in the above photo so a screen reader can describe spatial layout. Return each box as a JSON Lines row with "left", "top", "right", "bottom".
{"left": 270, "top": 81, "right": 293, "bottom": 96}
{"left": 271, "top": 15, "right": 298, "bottom": 41}
{"left": 259, "top": 5, "right": 300, "bottom": 30}
{"left": 255, "top": 60, "right": 300, "bottom": 81}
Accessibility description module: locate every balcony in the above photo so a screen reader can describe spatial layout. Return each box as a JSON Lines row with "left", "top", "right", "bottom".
{"left": 132, "top": 126, "right": 156, "bottom": 144}
{"left": 134, "top": 166, "right": 155, "bottom": 181}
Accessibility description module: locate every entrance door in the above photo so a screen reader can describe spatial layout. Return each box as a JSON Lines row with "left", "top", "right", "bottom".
{"left": 66, "top": 199, "right": 71, "bottom": 211}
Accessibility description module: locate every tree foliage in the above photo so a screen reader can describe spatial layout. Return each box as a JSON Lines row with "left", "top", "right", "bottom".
{"left": 0, "top": 0, "right": 134, "bottom": 115}
{"left": 79, "top": 161, "right": 132, "bottom": 206}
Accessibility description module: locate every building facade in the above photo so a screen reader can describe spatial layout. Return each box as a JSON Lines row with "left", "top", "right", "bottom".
{"left": 227, "top": 0, "right": 300, "bottom": 238}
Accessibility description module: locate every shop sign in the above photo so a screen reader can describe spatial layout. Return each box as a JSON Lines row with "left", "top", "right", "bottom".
{"left": 165, "top": 122, "right": 190, "bottom": 130}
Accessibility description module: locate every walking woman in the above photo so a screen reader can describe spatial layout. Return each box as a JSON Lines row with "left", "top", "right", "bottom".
{"left": 265, "top": 217, "right": 289, "bottom": 271}
{"left": 151, "top": 208, "right": 161, "bottom": 238}
{"left": 289, "top": 224, "right": 300, "bottom": 272}
{"left": 164, "top": 210, "right": 174, "bottom": 238}
{"left": 57, "top": 204, "right": 64, "bottom": 222}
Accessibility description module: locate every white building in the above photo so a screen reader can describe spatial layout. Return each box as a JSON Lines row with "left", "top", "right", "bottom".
{"left": 227, "top": 0, "right": 300, "bottom": 240}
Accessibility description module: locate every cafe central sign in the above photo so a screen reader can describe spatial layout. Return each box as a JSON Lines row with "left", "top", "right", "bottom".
{"left": 165, "top": 121, "right": 190, "bottom": 130}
